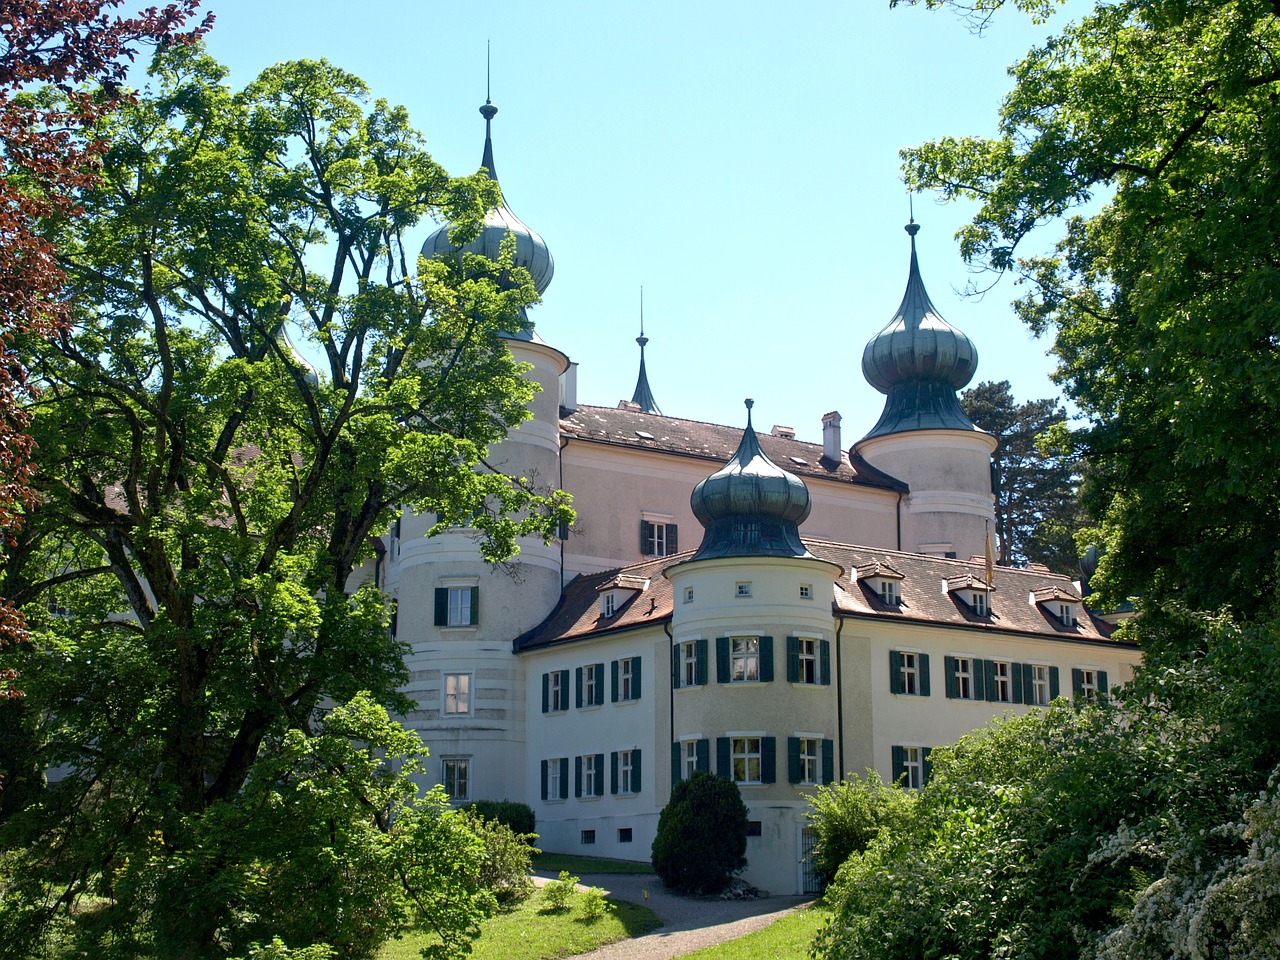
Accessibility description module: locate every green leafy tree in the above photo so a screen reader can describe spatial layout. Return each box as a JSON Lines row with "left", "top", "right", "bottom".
{"left": 0, "top": 43, "right": 570, "bottom": 959}
{"left": 651, "top": 772, "right": 748, "bottom": 895}
{"left": 805, "top": 770, "right": 915, "bottom": 886}
{"left": 960, "top": 380, "right": 1081, "bottom": 572}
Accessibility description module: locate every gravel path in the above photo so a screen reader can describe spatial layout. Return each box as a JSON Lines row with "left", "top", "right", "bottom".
{"left": 533, "top": 872, "right": 813, "bottom": 960}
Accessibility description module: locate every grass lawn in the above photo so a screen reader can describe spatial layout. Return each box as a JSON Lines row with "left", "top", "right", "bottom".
{"left": 378, "top": 885, "right": 661, "bottom": 960}
{"left": 531, "top": 852, "right": 655, "bottom": 875}
{"left": 676, "top": 903, "right": 830, "bottom": 960}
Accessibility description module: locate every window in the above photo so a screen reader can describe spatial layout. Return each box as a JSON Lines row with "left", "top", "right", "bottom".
{"left": 442, "top": 757, "right": 470, "bottom": 801}
{"left": 577, "top": 753, "right": 603, "bottom": 798}
{"left": 732, "top": 637, "right": 760, "bottom": 682}
{"left": 798, "top": 638, "right": 818, "bottom": 684}
{"left": 972, "top": 591, "right": 988, "bottom": 616}
{"left": 434, "top": 584, "right": 478, "bottom": 626}
{"left": 677, "top": 640, "right": 707, "bottom": 688}
{"left": 611, "top": 657, "right": 640, "bottom": 702}
{"left": 893, "top": 745, "right": 929, "bottom": 789}
{"left": 1073, "top": 667, "right": 1108, "bottom": 703}
{"left": 602, "top": 593, "right": 616, "bottom": 618}
{"left": 786, "top": 636, "right": 830, "bottom": 685}
{"left": 717, "top": 735, "right": 776, "bottom": 784}
{"left": 1058, "top": 602, "right": 1077, "bottom": 626}
{"left": 542, "top": 758, "right": 569, "bottom": 801}
{"left": 735, "top": 581, "right": 752, "bottom": 597}
{"left": 674, "top": 738, "right": 708, "bottom": 782}
{"left": 746, "top": 820, "right": 763, "bottom": 837}
{"left": 890, "top": 650, "right": 930, "bottom": 696}
{"left": 952, "top": 657, "right": 974, "bottom": 699}
{"left": 640, "top": 518, "right": 677, "bottom": 557}
{"left": 612, "top": 748, "right": 638, "bottom": 795}
{"left": 1029, "top": 664, "right": 1052, "bottom": 706}
{"left": 618, "top": 828, "right": 633, "bottom": 843}
{"left": 581, "top": 830, "right": 596, "bottom": 844}
{"left": 798, "top": 738, "right": 819, "bottom": 784}
{"left": 388, "top": 599, "right": 398, "bottom": 639}
{"left": 542, "top": 669, "right": 570, "bottom": 713}
{"left": 880, "top": 579, "right": 901, "bottom": 605}
{"left": 577, "top": 662, "right": 605, "bottom": 708}
{"left": 444, "top": 673, "right": 471, "bottom": 715}
{"left": 992, "top": 660, "right": 1014, "bottom": 703}
{"left": 683, "top": 586, "right": 694, "bottom": 604}
{"left": 788, "top": 736, "right": 834, "bottom": 785}
{"left": 799, "top": 584, "right": 813, "bottom": 599}
{"left": 731, "top": 737, "right": 762, "bottom": 784}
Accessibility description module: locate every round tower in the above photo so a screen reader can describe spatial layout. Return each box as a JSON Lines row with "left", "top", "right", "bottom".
{"left": 392, "top": 98, "right": 566, "bottom": 805}
{"left": 854, "top": 221, "right": 996, "bottom": 561}
{"left": 665, "top": 401, "right": 842, "bottom": 894}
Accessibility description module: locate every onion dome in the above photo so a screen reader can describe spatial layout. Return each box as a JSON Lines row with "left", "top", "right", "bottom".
{"left": 420, "top": 100, "right": 554, "bottom": 339}
{"left": 689, "top": 400, "right": 813, "bottom": 561}
{"left": 630, "top": 289, "right": 662, "bottom": 414}
{"left": 861, "top": 221, "right": 980, "bottom": 439}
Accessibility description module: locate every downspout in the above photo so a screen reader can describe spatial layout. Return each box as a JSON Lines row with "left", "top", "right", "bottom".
{"left": 663, "top": 620, "right": 674, "bottom": 799}
{"left": 835, "top": 613, "right": 846, "bottom": 780}
{"left": 895, "top": 490, "right": 903, "bottom": 552}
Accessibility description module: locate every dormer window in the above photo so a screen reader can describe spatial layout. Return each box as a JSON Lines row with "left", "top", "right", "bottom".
{"left": 880, "top": 580, "right": 901, "bottom": 606}
{"left": 945, "top": 574, "right": 992, "bottom": 616}
{"left": 856, "top": 560, "right": 906, "bottom": 608}
{"left": 596, "top": 575, "right": 649, "bottom": 621}
{"left": 972, "top": 592, "right": 987, "bottom": 616}
{"left": 1031, "top": 586, "right": 1083, "bottom": 628}
{"left": 1058, "top": 602, "right": 1076, "bottom": 626}
{"left": 602, "top": 593, "right": 616, "bottom": 618}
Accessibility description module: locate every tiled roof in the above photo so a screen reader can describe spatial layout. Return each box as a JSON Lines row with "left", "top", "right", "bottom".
{"left": 513, "top": 540, "right": 1127, "bottom": 652}
{"left": 559, "top": 405, "right": 908, "bottom": 492}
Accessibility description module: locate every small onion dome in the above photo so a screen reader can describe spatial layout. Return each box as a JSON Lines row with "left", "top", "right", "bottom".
{"left": 689, "top": 400, "right": 813, "bottom": 561}
{"left": 420, "top": 102, "right": 555, "bottom": 337}
{"left": 861, "top": 221, "right": 980, "bottom": 439}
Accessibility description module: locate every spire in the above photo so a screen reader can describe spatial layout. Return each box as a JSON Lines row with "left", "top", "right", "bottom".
{"left": 860, "top": 220, "right": 981, "bottom": 440}
{"left": 688, "top": 400, "right": 813, "bottom": 561}
{"left": 480, "top": 41, "right": 498, "bottom": 180}
{"left": 630, "top": 287, "right": 662, "bottom": 414}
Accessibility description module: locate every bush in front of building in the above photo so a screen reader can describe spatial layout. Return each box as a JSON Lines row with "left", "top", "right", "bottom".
{"left": 456, "top": 809, "right": 539, "bottom": 906}
{"left": 462, "top": 799, "right": 537, "bottom": 837}
{"left": 650, "top": 771, "right": 748, "bottom": 894}
{"left": 806, "top": 770, "right": 916, "bottom": 884}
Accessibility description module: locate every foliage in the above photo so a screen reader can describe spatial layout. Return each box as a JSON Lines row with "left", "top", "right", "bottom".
{"left": 462, "top": 800, "right": 536, "bottom": 838}
{"left": 241, "top": 940, "right": 336, "bottom": 960}
{"left": 678, "top": 904, "right": 828, "bottom": 960}
{"left": 0, "top": 42, "right": 571, "bottom": 958}
{"left": 0, "top": 0, "right": 209, "bottom": 689}
{"left": 650, "top": 771, "right": 748, "bottom": 895}
{"left": 805, "top": 770, "right": 915, "bottom": 886}
{"left": 540, "top": 871, "right": 579, "bottom": 912}
{"left": 456, "top": 809, "right": 538, "bottom": 907}
{"left": 579, "top": 886, "right": 614, "bottom": 922}
{"left": 960, "top": 380, "right": 1081, "bottom": 572}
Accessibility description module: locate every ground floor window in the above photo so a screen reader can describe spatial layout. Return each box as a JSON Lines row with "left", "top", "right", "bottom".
{"left": 441, "top": 757, "right": 470, "bottom": 801}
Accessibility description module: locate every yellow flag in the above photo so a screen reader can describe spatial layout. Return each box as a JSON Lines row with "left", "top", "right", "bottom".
{"left": 985, "top": 520, "right": 995, "bottom": 589}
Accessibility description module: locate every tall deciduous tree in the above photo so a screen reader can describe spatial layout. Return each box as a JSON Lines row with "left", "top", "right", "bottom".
{"left": 960, "top": 380, "right": 1079, "bottom": 572}
{"left": 0, "top": 1, "right": 210, "bottom": 692}
{"left": 0, "top": 44, "right": 570, "bottom": 958}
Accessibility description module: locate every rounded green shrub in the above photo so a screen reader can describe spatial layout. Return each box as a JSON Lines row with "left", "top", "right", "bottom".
{"left": 462, "top": 799, "right": 536, "bottom": 837}
{"left": 650, "top": 771, "right": 747, "bottom": 894}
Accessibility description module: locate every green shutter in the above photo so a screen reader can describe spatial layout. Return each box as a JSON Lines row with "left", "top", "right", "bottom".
{"left": 640, "top": 519, "right": 652, "bottom": 555}
{"left": 668, "top": 525, "right": 678, "bottom": 553}
{"left": 919, "top": 653, "right": 931, "bottom": 696}
{"left": 576, "top": 667, "right": 583, "bottom": 708}
{"left": 1010, "top": 662, "right": 1024, "bottom": 703}
{"left": 984, "top": 660, "right": 999, "bottom": 702}
{"left": 559, "top": 758, "right": 569, "bottom": 800}
{"left": 1050, "top": 666, "right": 1061, "bottom": 700}
{"left": 716, "top": 637, "right": 730, "bottom": 683}
{"left": 762, "top": 737, "right": 776, "bottom": 783}
{"left": 434, "top": 588, "right": 447, "bottom": 626}
{"left": 1072, "top": 668, "right": 1084, "bottom": 699}
{"left": 671, "top": 742, "right": 682, "bottom": 784}
{"left": 696, "top": 738, "right": 710, "bottom": 772}
{"left": 696, "top": 639, "right": 708, "bottom": 685}
{"left": 575, "top": 756, "right": 582, "bottom": 798}
{"left": 1098, "top": 670, "right": 1109, "bottom": 702}
{"left": 944, "top": 656, "right": 957, "bottom": 698}
{"left": 595, "top": 754, "right": 605, "bottom": 796}
{"left": 541, "top": 673, "right": 549, "bottom": 714}
{"left": 541, "top": 760, "right": 548, "bottom": 801}
{"left": 822, "top": 739, "right": 835, "bottom": 784}
{"left": 469, "top": 586, "right": 479, "bottom": 625}
{"left": 787, "top": 737, "right": 802, "bottom": 784}
{"left": 611, "top": 660, "right": 619, "bottom": 702}
{"left": 889, "top": 650, "right": 903, "bottom": 694}
{"left": 611, "top": 751, "right": 619, "bottom": 794}
{"left": 633, "top": 750, "right": 642, "bottom": 791}
{"left": 922, "top": 747, "right": 933, "bottom": 785}
{"left": 1022, "top": 663, "right": 1035, "bottom": 701}
{"left": 716, "top": 737, "right": 731, "bottom": 778}
{"left": 891, "top": 745, "right": 905, "bottom": 785}
{"left": 786, "top": 637, "right": 800, "bottom": 683}
{"left": 560, "top": 670, "right": 569, "bottom": 709}
{"left": 671, "top": 645, "right": 680, "bottom": 690}
{"left": 760, "top": 637, "right": 774, "bottom": 682}
{"left": 973, "top": 659, "right": 986, "bottom": 700}
{"left": 633, "top": 658, "right": 642, "bottom": 699}
{"left": 820, "top": 640, "right": 831, "bottom": 685}
{"left": 594, "top": 663, "right": 604, "bottom": 705}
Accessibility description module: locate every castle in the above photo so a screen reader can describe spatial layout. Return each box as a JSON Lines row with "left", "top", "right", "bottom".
{"left": 377, "top": 101, "right": 1138, "bottom": 895}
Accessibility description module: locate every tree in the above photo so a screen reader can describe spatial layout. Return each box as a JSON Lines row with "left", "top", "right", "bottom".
{"left": 0, "top": 44, "right": 570, "bottom": 957}
{"left": 960, "top": 380, "right": 1080, "bottom": 572}
{"left": 0, "top": 1, "right": 210, "bottom": 694}
{"left": 651, "top": 772, "right": 748, "bottom": 894}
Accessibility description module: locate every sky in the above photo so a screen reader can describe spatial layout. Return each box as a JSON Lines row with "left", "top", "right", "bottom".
{"left": 196, "top": 0, "right": 1090, "bottom": 445}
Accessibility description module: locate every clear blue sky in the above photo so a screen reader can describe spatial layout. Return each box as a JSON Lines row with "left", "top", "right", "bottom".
{"left": 198, "top": 0, "right": 1088, "bottom": 443}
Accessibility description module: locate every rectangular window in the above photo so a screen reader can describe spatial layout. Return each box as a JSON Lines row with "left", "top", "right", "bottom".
{"left": 581, "top": 753, "right": 602, "bottom": 797}
{"left": 731, "top": 736, "right": 762, "bottom": 784}
{"left": 612, "top": 656, "right": 640, "bottom": 701}
{"left": 544, "top": 669, "right": 570, "bottom": 713}
{"left": 548, "top": 759, "right": 563, "bottom": 800}
{"left": 731, "top": 637, "right": 760, "bottom": 682}
{"left": 442, "top": 757, "right": 470, "bottom": 801}
{"left": 444, "top": 673, "right": 471, "bottom": 715}
{"left": 681, "top": 642, "right": 698, "bottom": 687}
{"left": 602, "top": 593, "right": 616, "bottom": 618}
{"left": 954, "top": 657, "right": 973, "bottom": 699}
{"left": 683, "top": 586, "right": 694, "bottom": 603}
{"left": 993, "top": 660, "right": 1013, "bottom": 702}
{"left": 640, "top": 519, "right": 677, "bottom": 557}
{"left": 1030, "top": 664, "right": 1051, "bottom": 706}
{"left": 684, "top": 740, "right": 700, "bottom": 781}
{"left": 746, "top": 820, "right": 763, "bottom": 837}
{"left": 880, "top": 580, "right": 900, "bottom": 605}
{"left": 798, "top": 638, "right": 818, "bottom": 684}
{"left": 899, "top": 651, "right": 919, "bottom": 695}
{"left": 901, "top": 746, "right": 924, "bottom": 789}
{"left": 618, "top": 828, "right": 633, "bottom": 843}
{"left": 890, "top": 650, "right": 930, "bottom": 696}
{"left": 581, "top": 829, "right": 596, "bottom": 845}
{"left": 798, "top": 738, "right": 820, "bottom": 785}
{"left": 435, "top": 584, "right": 478, "bottom": 626}
{"left": 1078, "top": 668, "right": 1100, "bottom": 702}
{"left": 584, "top": 663, "right": 601, "bottom": 706}
{"left": 1058, "top": 603, "right": 1075, "bottom": 626}
{"left": 619, "top": 749, "right": 635, "bottom": 794}
{"left": 799, "top": 584, "right": 813, "bottom": 599}
{"left": 972, "top": 592, "right": 988, "bottom": 616}
{"left": 735, "top": 581, "right": 752, "bottom": 597}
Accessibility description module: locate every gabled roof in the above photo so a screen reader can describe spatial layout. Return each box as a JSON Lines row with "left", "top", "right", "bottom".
{"left": 945, "top": 572, "right": 992, "bottom": 593}
{"left": 855, "top": 560, "right": 904, "bottom": 581}
{"left": 559, "top": 404, "right": 908, "bottom": 492}
{"left": 513, "top": 541, "right": 1126, "bottom": 652}
{"left": 1031, "top": 585, "right": 1083, "bottom": 604}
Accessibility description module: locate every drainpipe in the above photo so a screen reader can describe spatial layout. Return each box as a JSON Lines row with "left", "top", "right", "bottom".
{"left": 664, "top": 620, "right": 674, "bottom": 800}
{"left": 895, "top": 490, "right": 903, "bottom": 552}
{"left": 835, "top": 614, "right": 846, "bottom": 779}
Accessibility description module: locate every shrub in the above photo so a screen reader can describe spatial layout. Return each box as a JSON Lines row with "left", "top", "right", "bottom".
{"left": 650, "top": 771, "right": 748, "bottom": 894}
{"left": 462, "top": 800, "right": 536, "bottom": 837}
{"left": 541, "top": 870, "right": 578, "bottom": 911}
{"left": 806, "top": 770, "right": 915, "bottom": 884}
{"left": 580, "top": 886, "right": 613, "bottom": 921}
{"left": 456, "top": 809, "right": 539, "bottom": 906}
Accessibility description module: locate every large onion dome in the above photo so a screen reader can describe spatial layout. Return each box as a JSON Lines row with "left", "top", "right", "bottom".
{"left": 689, "top": 400, "right": 813, "bottom": 561}
{"left": 420, "top": 101, "right": 554, "bottom": 338}
{"left": 861, "top": 221, "right": 980, "bottom": 439}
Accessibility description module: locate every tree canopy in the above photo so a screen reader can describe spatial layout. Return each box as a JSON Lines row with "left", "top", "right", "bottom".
{"left": 0, "top": 43, "right": 569, "bottom": 958}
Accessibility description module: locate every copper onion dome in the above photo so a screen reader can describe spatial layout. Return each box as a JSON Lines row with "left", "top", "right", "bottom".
{"left": 688, "top": 400, "right": 813, "bottom": 561}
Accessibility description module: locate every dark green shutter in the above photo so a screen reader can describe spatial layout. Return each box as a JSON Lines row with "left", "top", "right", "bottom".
{"left": 1022, "top": 663, "right": 1035, "bottom": 701}
{"left": 611, "top": 660, "right": 619, "bottom": 702}
{"left": 1010, "top": 662, "right": 1024, "bottom": 703}
{"left": 820, "top": 640, "right": 831, "bottom": 685}
{"left": 1098, "top": 670, "right": 1109, "bottom": 701}
{"left": 671, "top": 645, "right": 680, "bottom": 690}
{"left": 575, "top": 756, "right": 582, "bottom": 798}
{"left": 822, "top": 739, "right": 835, "bottom": 784}
{"left": 919, "top": 653, "right": 931, "bottom": 696}
{"left": 1049, "top": 666, "right": 1061, "bottom": 700}
{"left": 891, "top": 745, "right": 905, "bottom": 785}
{"left": 716, "top": 637, "right": 730, "bottom": 683}
{"left": 595, "top": 754, "right": 605, "bottom": 796}
{"left": 576, "top": 667, "right": 584, "bottom": 708}
{"left": 671, "top": 743, "right": 682, "bottom": 784}
{"left": 945, "top": 656, "right": 958, "bottom": 698}
{"left": 786, "top": 637, "right": 800, "bottom": 683}
{"left": 696, "top": 738, "right": 710, "bottom": 772}
{"left": 668, "top": 525, "right": 678, "bottom": 552}
{"left": 560, "top": 670, "right": 569, "bottom": 709}
{"left": 984, "top": 660, "right": 998, "bottom": 702}
{"left": 469, "top": 586, "right": 479, "bottom": 625}
{"left": 973, "top": 660, "right": 986, "bottom": 700}
{"left": 541, "top": 760, "right": 548, "bottom": 801}
{"left": 541, "top": 673, "right": 549, "bottom": 713}
{"left": 1072, "top": 668, "right": 1084, "bottom": 699}
{"left": 922, "top": 747, "right": 933, "bottom": 785}
{"left": 633, "top": 658, "right": 641, "bottom": 699}
{"left": 594, "top": 663, "right": 604, "bottom": 705}
{"left": 558, "top": 759, "right": 568, "bottom": 800}
{"left": 889, "top": 650, "right": 902, "bottom": 693}
{"left": 762, "top": 737, "right": 776, "bottom": 783}
{"left": 760, "top": 637, "right": 774, "bottom": 682}
{"left": 696, "top": 639, "right": 708, "bottom": 686}
{"left": 434, "top": 588, "right": 447, "bottom": 626}
{"left": 633, "top": 750, "right": 641, "bottom": 791}
{"left": 716, "top": 737, "right": 731, "bottom": 778}
{"left": 611, "top": 751, "right": 619, "bottom": 794}
{"left": 787, "top": 737, "right": 802, "bottom": 784}
{"left": 640, "top": 519, "right": 652, "bottom": 555}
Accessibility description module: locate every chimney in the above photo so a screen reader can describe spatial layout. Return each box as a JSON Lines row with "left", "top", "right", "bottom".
{"left": 822, "top": 411, "right": 842, "bottom": 463}
{"left": 560, "top": 361, "right": 578, "bottom": 414}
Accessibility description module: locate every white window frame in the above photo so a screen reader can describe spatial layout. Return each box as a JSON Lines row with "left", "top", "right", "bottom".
{"left": 442, "top": 756, "right": 470, "bottom": 801}
{"left": 735, "top": 581, "right": 753, "bottom": 598}
{"left": 902, "top": 746, "right": 924, "bottom": 790}
{"left": 550, "top": 670, "right": 567, "bottom": 712}
{"left": 584, "top": 662, "right": 601, "bottom": 707}
{"left": 601, "top": 592, "right": 616, "bottom": 618}
{"left": 1079, "top": 668, "right": 1100, "bottom": 702}
{"left": 681, "top": 641, "right": 699, "bottom": 687}
{"left": 953, "top": 657, "right": 974, "bottom": 699}
{"left": 880, "top": 579, "right": 901, "bottom": 605}
{"left": 619, "top": 657, "right": 635, "bottom": 701}
{"left": 1030, "top": 663, "right": 1051, "bottom": 706}
{"left": 446, "top": 584, "right": 475, "bottom": 627}
{"left": 547, "top": 759, "right": 564, "bottom": 802}
{"left": 798, "top": 737, "right": 820, "bottom": 785}
{"left": 731, "top": 637, "right": 760, "bottom": 682}
{"left": 798, "top": 637, "right": 818, "bottom": 685}
{"left": 683, "top": 739, "right": 700, "bottom": 781}
{"left": 993, "top": 660, "right": 1013, "bottom": 703}
{"left": 1058, "top": 602, "right": 1077, "bottom": 626}
{"left": 583, "top": 753, "right": 600, "bottom": 798}
{"left": 443, "top": 672, "right": 472, "bottom": 715}
{"left": 799, "top": 583, "right": 813, "bottom": 599}
{"left": 683, "top": 586, "right": 694, "bottom": 604}
{"left": 731, "top": 736, "right": 763, "bottom": 784}
{"left": 619, "top": 749, "right": 635, "bottom": 794}
{"left": 899, "top": 651, "right": 920, "bottom": 695}
{"left": 971, "top": 591, "right": 988, "bottom": 616}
